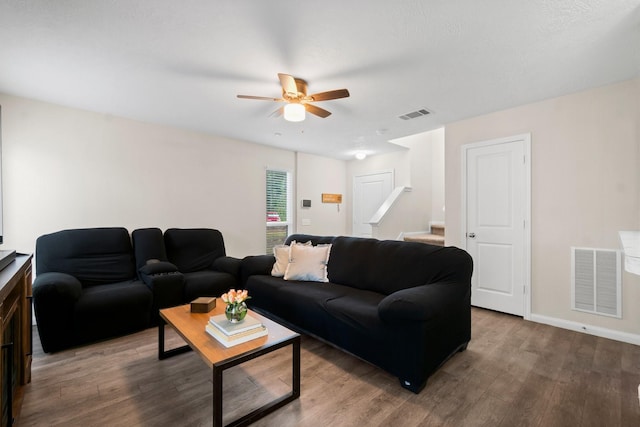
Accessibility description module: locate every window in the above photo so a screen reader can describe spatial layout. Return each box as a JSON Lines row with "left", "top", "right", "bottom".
{"left": 266, "top": 169, "right": 292, "bottom": 254}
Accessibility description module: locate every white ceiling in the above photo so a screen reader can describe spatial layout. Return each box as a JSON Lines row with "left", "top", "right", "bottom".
{"left": 0, "top": 1, "right": 638, "bottom": 160}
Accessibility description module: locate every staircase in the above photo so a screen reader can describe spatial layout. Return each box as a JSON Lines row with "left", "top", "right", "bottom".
{"left": 403, "top": 224, "right": 445, "bottom": 246}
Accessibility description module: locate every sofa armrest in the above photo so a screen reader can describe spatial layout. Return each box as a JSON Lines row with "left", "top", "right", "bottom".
{"left": 239, "top": 255, "right": 276, "bottom": 286}
{"left": 32, "top": 272, "right": 83, "bottom": 352}
{"left": 213, "top": 256, "right": 242, "bottom": 277}
{"left": 138, "top": 262, "right": 184, "bottom": 311}
{"left": 33, "top": 272, "right": 82, "bottom": 301}
{"left": 378, "top": 282, "right": 469, "bottom": 323}
{"left": 139, "top": 261, "right": 179, "bottom": 276}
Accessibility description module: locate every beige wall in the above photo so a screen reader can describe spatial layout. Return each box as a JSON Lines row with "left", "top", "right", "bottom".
{"left": 295, "top": 152, "right": 347, "bottom": 236}
{"left": 345, "top": 128, "right": 445, "bottom": 238}
{"left": 396, "top": 127, "right": 445, "bottom": 225}
{"left": 445, "top": 77, "right": 640, "bottom": 338}
{"left": 0, "top": 93, "right": 349, "bottom": 258}
{"left": 430, "top": 129, "right": 445, "bottom": 223}
{"left": 345, "top": 149, "right": 409, "bottom": 236}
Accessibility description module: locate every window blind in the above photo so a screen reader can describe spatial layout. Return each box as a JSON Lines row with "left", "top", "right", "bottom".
{"left": 266, "top": 169, "right": 291, "bottom": 254}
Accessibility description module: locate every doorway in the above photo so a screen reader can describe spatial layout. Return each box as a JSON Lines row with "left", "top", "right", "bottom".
{"left": 462, "top": 134, "right": 531, "bottom": 318}
{"left": 353, "top": 171, "right": 393, "bottom": 237}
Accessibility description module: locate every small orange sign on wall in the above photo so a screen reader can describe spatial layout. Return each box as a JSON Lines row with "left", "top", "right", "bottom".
{"left": 321, "top": 193, "right": 342, "bottom": 204}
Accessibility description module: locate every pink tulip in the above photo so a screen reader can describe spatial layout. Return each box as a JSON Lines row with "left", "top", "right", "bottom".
{"left": 220, "top": 289, "right": 250, "bottom": 305}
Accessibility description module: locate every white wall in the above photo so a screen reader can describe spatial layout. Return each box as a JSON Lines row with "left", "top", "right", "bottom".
{"left": 295, "top": 152, "right": 347, "bottom": 236}
{"left": 430, "top": 129, "right": 445, "bottom": 223}
{"left": 445, "top": 77, "right": 640, "bottom": 338}
{"left": 1, "top": 93, "right": 344, "bottom": 258}
{"left": 394, "top": 127, "right": 446, "bottom": 226}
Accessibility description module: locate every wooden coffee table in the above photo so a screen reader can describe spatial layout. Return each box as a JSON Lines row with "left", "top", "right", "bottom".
{"left": 159, "top": 302, "right": 300, "bottom": 427}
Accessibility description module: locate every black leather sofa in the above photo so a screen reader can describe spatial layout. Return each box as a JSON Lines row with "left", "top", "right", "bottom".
{"left": 33, "top": 227, "right": 239, "bottom": 353}
{"left": 240, "top": 234, "right": 473, "bottom": 393}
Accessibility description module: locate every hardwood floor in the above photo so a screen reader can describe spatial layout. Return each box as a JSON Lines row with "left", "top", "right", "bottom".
{"left": 17, "top": 308, "right": 640, "bottom": 426}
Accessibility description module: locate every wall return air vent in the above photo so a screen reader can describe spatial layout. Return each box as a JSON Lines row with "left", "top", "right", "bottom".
{"left": 398, "top": 109, "right": 431, "bottom": 120}
{"left": 571, "top": 247, "right": 622, "bottom": 318}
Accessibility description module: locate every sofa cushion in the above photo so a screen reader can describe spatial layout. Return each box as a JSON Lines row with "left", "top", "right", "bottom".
{"left": 74, "top": 280, "right": 152, "bottom": 342}
{"left": 323, "top": 290, "right": 386, "bottom": 336}
{"left": 327, "top": 237, "right": 455, "bottom": 295}
{"left": 322, "top": 289, "right": 389, "bottom": 367}
{"left": 35, "top": 227, "right": 136, "bottom": 287}
{"left": 248, "top": 276, "right": 353, "bottom": 338}
{"left": 132, "top": 227, "right": 168, "bottom": 271}
{"left": 165, "top": 228, "right": 226, "bottom": 273}
{"left": 284, "top": 244, "right": 332, "bottom": 282}
{"left": 245, "top": 275, "right": 298, "bottom": 315}
{"left": 285, "top": 234, "right": 335, "bottom": 246}
{"left": 182, "top": 270, "right": 235, "bottom": 301}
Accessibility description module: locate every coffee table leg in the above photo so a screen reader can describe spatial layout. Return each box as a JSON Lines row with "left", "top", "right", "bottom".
{"left": 214, "top": 336, "right": 301, "bottom": 427}
{"left": 158, "top": 318, "right": 193, "bottom": 360}
{"left": 213, "top": 365, "right": 223, "bottom": 427}
{"left": 293, "top": 336, "right": 300, "bottom": 398}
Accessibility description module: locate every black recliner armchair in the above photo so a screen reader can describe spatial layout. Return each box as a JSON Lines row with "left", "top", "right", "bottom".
{"left": 33, "top": 227, "right": 154, "bottom": 353}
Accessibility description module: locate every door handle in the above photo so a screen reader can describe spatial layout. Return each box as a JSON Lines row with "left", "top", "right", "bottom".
{"left": 467, "top": 232, "right": 476, "bottom": 239}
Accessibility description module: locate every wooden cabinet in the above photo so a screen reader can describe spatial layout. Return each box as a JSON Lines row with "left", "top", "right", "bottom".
{"left": 0, "top": 255, "right": 32, "bottom": 427}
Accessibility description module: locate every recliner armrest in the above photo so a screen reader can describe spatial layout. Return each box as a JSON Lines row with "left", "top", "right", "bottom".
{"left": 33, "top": 272, "right": 82, "bottom": 302}
{"left": 138, "top": 262, "right": 184, "bottom": 314}
{"left": 378, "top": 282, "right": 469, "bottom": 323}
{"left": 213, "top": 256, "right": 241, "bottom": 277}
{"left": 32, "top": 272, "right": 83, "bottom": 353}
{"left": 139, "top": 261, "right": 179, "bottom": 276}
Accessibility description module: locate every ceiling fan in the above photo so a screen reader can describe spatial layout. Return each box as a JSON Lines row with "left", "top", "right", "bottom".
{"left": 237, "top": 73, "right": 350, "bottom": 122}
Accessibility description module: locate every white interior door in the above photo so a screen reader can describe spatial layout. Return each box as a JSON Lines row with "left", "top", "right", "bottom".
{"left": 463, "top": 135, "right": 530, "bottom": 316}
{"left": 353, "top": 171, "right": 393, "bottom": 237}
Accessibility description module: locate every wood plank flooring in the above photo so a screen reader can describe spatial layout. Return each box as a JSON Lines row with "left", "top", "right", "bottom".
{"left": 17, "top": 308, "right": 640, "bottom": 426}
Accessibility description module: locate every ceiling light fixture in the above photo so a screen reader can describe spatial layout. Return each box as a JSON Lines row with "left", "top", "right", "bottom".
{"left": 284, "top": 103, "right": 305, "bottom": 122}
{"left": 355, "top": 151, "right": 367, "bottom": 160}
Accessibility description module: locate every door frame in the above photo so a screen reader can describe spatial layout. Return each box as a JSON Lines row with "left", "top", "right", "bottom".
{"left": 461, "top": 134, "right": 532, "bottom": 319}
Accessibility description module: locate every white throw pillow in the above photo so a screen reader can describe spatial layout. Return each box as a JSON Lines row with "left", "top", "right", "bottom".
{"left": 271, "top": 244, "right": 290, "bottom": 277}
{"left": 284, "top": 244, "right": 332, "bottom": 282}
{"left": 271, "top": 240, "right": 312, "bottom": 277}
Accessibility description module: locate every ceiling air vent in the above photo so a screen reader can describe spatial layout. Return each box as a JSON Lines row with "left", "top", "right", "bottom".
{"left": 399, "top": 109, "right": 431, "bottom": 120}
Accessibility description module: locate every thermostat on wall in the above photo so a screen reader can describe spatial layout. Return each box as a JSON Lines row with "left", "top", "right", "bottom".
{"left": 302, "top": 199, "right": 311, "bottom": 208}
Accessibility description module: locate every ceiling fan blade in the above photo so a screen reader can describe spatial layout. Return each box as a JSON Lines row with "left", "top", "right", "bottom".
{"left": 305, "top": 103, "right": 332, "bottom": 118}
{"left": 308, "top": 89, "right": 350, "bottom": 102}
{"left": 270, "top": 106, "right": 284, "bottom": 117}
{"left": 237, "top": 95, "right": 283, "bottom": 101}
{"left": 278, "top": 73, "right": 298, "bottom": 96}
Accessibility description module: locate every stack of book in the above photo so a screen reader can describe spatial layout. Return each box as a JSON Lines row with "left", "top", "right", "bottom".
{"left": 206, "top": 313, "right": 268, "bottom": 348}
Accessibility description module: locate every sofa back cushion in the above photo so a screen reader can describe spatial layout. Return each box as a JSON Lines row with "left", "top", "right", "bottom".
{"left": 35, "top": 227, "right": 136, "bottom": 287}
{"left": 287, "top": 235, "right": 472, "bottom": 295}
{"left": 328, "top": 237, "right": 470, "bottom": 295}
{"left": 285, "top": 234, "right": 335, "bottom": 246}
{"left": 164, "top": 228, "right": 226, "bottom": 273}
{"left": 132, "top": 228, "right": 168, "bottom": 271}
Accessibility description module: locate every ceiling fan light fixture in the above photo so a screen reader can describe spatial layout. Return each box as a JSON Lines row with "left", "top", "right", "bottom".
{"left": 284, "top": 103, "right": 305, "bottom": 122}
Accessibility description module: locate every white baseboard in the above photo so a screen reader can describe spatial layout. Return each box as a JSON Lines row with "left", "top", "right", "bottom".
{"left": 529, "top": 313, "right": 640, "bottom": 346}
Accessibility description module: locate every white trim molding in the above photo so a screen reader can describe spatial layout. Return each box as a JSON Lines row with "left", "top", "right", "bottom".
{"left": 530, "top": 313, "right": 640, "bottom": 346}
